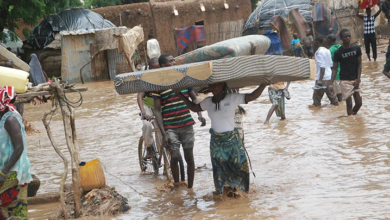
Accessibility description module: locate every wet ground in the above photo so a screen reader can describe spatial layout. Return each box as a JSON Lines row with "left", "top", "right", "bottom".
{"left": 27, "top": 49, "right": 390, "bottom": 219}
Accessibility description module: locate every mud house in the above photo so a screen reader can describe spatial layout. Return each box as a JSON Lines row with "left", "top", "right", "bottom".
{"left": 61, "top": 27, "right": 129, "bottom": 83}
{"left": 19, "top": 0, "right": 251, "bottom": 82}
{"left": 94, "top": 0, "right": 251, "bottom": 56}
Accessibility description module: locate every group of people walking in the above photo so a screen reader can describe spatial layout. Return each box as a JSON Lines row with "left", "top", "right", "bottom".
{"left": 137, "top": 52, "right": 266, "bottom": 196}
{"left": 138, "top": 3, "right": 390, "bottom": 194}
{"left": 312, "top": 29, "right": 363, "bottom": 115}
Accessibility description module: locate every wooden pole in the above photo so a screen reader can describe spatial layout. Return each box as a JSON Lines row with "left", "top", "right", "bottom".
{"left": 42, "top": 98, "right": 68, "bottom": 220}
{"left": 54, "top": 82, "right": 82, "bottom": 218}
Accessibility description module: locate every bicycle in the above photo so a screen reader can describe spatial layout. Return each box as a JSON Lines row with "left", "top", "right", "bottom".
{"left": 138, "top": 122, "right": 185, "bottom": 182}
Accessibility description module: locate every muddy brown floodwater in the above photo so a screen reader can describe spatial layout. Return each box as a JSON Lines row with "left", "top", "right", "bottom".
{"left": 26, "top": 51, "right": 390, "bottom": 219}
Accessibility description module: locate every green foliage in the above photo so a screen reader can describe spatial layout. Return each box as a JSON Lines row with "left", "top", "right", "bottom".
{"left": 0, "top": 0, "right": 83, "bottom": 42}
{"left": 22, "top": 28, "right": 32, "bottom": 40}
{"left": 251, "top": 0, "right": 259, "bottom": 11}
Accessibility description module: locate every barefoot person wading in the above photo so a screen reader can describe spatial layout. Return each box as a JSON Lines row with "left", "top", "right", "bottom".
{"left": 331, "top": 29, "right": 363, "bottom": 115}
{"left": 175, "top": 82, "right": 267, "bottom": 195}
{"left": 152, "top": 54, "right": 206, "bottom": 188}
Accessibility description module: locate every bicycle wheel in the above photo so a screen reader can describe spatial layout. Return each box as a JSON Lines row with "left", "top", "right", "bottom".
{"left": 151, "top": 142, "right": 159, "bottom": 175}
{"left": 163, "top": 148, "right": 173, "bottom": 181}
{"left": 138, "top": 136, "right": 146, "bottom": 172}
{"left": 178, "top": 153, "right": 185, "bottom": 182}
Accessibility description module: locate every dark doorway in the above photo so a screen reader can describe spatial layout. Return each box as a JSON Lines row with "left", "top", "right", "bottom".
{"left": 195, "top": 20, "right": 204, "bottom": 26}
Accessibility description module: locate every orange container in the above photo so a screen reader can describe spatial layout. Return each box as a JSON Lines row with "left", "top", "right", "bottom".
{"left": 80, "top": 159, "right": 106, "bottom": 192}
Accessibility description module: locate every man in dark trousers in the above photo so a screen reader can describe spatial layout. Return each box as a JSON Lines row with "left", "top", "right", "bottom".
{"left": 331, "top": 29, "right": 363, "bottom": 116}
{"left": 356, "top": 1, "right": 381, "bottom": 61}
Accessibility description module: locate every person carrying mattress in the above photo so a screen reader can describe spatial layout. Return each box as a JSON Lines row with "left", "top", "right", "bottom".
{"left": 152, "top": 54, "right": 206, "bottom": 189}
{"left": 174, "top": 82, "right": 267, "bottom": 196}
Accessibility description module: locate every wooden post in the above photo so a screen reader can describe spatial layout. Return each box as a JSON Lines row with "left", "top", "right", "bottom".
{"left": 42, "top": 98, "right": 68, "bottom": 220}
{"left": 54, "top": 82, "right": 82, "bottom": 218}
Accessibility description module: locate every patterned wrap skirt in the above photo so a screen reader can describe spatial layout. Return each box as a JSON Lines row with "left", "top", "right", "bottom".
{"left": 0, "top": 172, "right": 28, "bottom": 220}
{"left": 268, "top": 87, "right": 286, "bottom": 118}
{"left": 209, "top": 128, "right": 249, "bottom": 195}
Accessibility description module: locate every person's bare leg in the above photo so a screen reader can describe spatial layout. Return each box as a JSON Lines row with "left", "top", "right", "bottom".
{"left": 183, "top": 148, "right": 195, "bottom": 188}
{"left": 265, "top": 105, "right": 278, "bottom": 124}
{"left": 170, "top": 149, "right": 180, "bottom": 184}
{"left": 352, "top": 92, "right": 362, "bottom": 115}
{"left": 346, "top": 97, "right": 353, "bottom": 115}
{"left": 337, "top": 94, "right": 343, "bottom": 102}
{"left": 383, "top": 70, "right": 390, "bottom": 79}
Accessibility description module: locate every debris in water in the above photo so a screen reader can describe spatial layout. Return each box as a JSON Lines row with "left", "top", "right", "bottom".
{"left": 50, "top": 185, "right": 130, "bottom": 219}
{"left": 24, "top": 119, "right": 38, "bottom": 134}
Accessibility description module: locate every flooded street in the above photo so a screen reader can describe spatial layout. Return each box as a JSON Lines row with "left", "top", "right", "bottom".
{"left": 27, "top": 52, "right": 390, "bottom": 219}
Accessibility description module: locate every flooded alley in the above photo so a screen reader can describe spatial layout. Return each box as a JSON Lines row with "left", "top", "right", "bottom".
{"left": 27, "top": 52, "right": 390, "bottom": 219}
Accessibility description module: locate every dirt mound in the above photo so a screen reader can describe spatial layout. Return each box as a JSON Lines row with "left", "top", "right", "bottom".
{"left": 50, "top": 185, "right": 130, "bottom": 219}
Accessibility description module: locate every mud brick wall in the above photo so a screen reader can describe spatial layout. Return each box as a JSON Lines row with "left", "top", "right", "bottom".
{"left": 151, "top": 0, "right": 251, "bottom": 55}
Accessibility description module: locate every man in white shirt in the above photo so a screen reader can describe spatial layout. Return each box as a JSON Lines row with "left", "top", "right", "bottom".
{"left": 313, "top": 36, "right": 338, "bottom": 106}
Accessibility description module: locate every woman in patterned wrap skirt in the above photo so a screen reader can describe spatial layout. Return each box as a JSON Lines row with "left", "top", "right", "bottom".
{"left": 174, "top": 82, "right": 267, "bottom": 195}
{"left": 0, "top": 86, "right": 32, "bottom": 219}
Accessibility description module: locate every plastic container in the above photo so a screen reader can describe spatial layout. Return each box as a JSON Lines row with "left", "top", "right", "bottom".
{"left": 0, "top": 66, "right": 29, "bottom": 94}
{"left": 79, "top": 159, "right": 106, "bottom": 192}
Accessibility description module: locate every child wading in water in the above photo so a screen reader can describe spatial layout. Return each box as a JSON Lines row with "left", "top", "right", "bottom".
{"left": 302, "top": 29, "right": 314, "bottom": 59}
{"left": 264, "top": 82, "right": 290, "bottom": 124}
{"left": 291, "top": 33, "right": 303, "bottom": 57}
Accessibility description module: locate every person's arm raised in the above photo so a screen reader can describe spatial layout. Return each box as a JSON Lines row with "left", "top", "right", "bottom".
{"left": 245, "top": 83, "right": 267, "bottom": 103}
{"left": 356, "top": 3, "right": 364, "bottom": 19}
{"left": 375, "top": 2, "right": 382, "bottom": 18}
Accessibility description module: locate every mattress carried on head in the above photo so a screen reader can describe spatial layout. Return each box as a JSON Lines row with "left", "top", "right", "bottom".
{"left": 175, "top": 35, "right": 271, "bottom": 65}
{"left": 114, "top": 55, "right": 311, "bottom": 94}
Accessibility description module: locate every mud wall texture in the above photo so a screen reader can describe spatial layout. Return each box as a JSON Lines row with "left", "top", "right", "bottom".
{"left": 93, "top": 0, "right": 251, "bottom": 56}
{"left": 92, "top": 3, "right": 155, "bottom": 39}
{"left": 334, "top": 8, "right": 364, "bottom": 43}
{"left": 151, "top": 0, "right": 251, "bottom": 55}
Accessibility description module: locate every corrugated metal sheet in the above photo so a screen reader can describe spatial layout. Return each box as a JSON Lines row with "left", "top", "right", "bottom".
{"left": 107, "top": 49, "right": 125, "bottom": 80}
{"left": 61, "top": 34, "right": 95, "bottom": 83}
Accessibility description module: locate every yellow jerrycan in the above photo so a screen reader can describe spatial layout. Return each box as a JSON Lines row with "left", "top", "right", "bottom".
{"left": 79, "top": 159, "right": 106, "bottom": 192}
{"left": 0, "top": 66, "right": 29, "bottom": 93}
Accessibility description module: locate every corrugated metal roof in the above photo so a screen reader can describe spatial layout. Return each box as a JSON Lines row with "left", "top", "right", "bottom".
{"left": 60, "top": 29, "right": 97, "bottom": 36}
{"left": 60, "top": 27, "right": 128, "bottom": 36}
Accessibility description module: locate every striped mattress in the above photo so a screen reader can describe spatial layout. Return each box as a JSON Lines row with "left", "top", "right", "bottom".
{"left": 114, "top": 55, "right": 311, "bottom": 94}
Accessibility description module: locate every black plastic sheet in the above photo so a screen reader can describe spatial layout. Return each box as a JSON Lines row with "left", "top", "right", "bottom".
{"left": 25, "top": 8, "right": 115, "bottom": 49}
{"left": 244, "top": 0, "right": 313, "bottom": 32}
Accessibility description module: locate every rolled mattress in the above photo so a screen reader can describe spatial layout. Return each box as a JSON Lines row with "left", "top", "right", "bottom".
{"left": 175, "top": 35, "right": 271, "bottom": 65}
{"left": 114, "top": 55, "right": 311, "bottom": 94}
